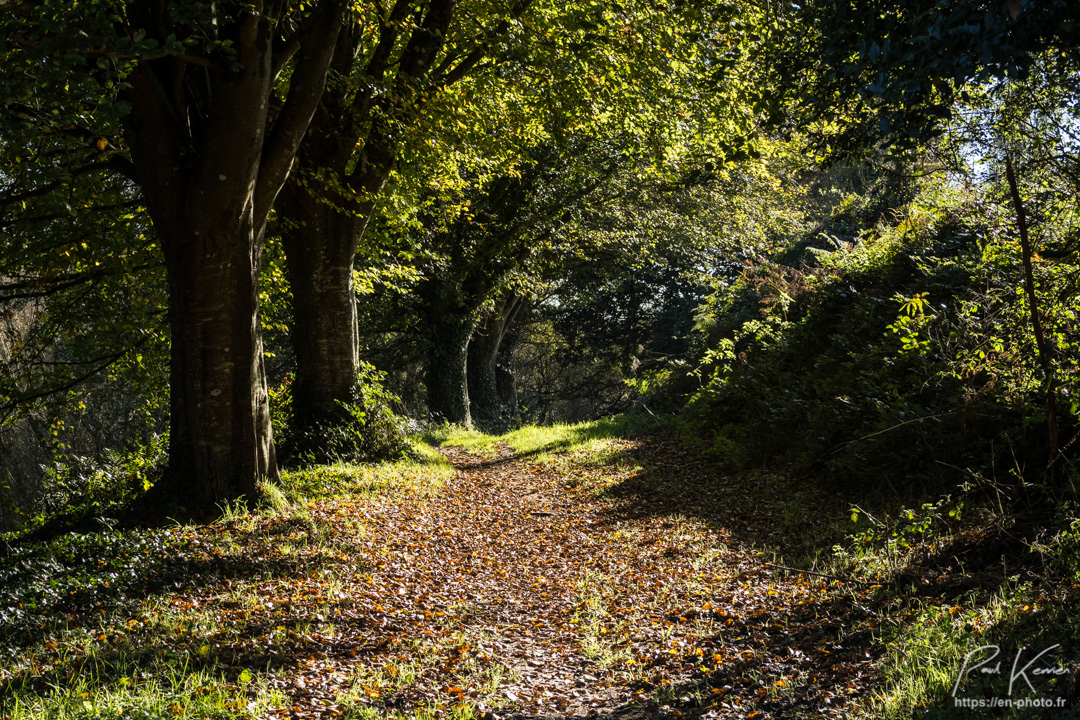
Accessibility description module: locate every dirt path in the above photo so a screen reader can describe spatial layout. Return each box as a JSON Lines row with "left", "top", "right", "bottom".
{"left": 267, "top": 441, "right": 878, "bottom": 719}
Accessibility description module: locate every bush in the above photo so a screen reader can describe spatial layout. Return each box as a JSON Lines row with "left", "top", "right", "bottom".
{"left": 678, "top": 173, "right": 1078, "bottom": 493}
{"left": 270, "top": 362, "right": 408, "bottom": 466}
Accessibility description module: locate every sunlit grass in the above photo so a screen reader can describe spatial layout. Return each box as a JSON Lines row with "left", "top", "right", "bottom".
{"left": 500, "top": 417, "right": 636, "bottom": 461}
{"left": 421, "top": 416, "right": 645, "bottom": 465}
{"left": 417, "top": 424, "right": 497, "bottom": 455}
{"left": 0, "top": 580, "right": 288, "bottom": 720}
{"left": 870, "top": 589, "right": 1014, "bottom": 719}
{"left": 283, "top": 437, "right": 453, "bottom": 502}
{"left": 2, "top": 664, "right": 282, "bottom": 720}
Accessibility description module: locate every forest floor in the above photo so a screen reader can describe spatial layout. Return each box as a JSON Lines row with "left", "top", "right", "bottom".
{"left": 257, "top": 440, "right": 881, "bottom": 720}
{"left": 2, "top": 422, "right": 1076, "bottom": 719}
{"left": 274, "top": 436, "right": 881, "bottom": 720}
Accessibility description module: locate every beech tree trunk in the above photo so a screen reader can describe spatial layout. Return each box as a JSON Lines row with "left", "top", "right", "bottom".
{"left": 277, "top": 1, "right": 458, "bottom": 443}
{"left": 468, "top": 294, "right": 526, "bottom": 431}
{"left": 117, "top": 1, "right": 345, "bottom": 515}
{"left": 424, "top": 309, "right": 476, "bottom": 426}
{"left": 158, "top": 221, "right": 278, "bottom": 509}
{"left": 467, "top": 317, "right": 502, "bottom": 431}
{"left": 277, "top": 187, "right": 369, "bottom": 438}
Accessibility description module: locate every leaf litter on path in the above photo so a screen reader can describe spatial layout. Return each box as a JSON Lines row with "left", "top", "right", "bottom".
{"left": 264, "top": 440, "right": 881, "bottom": 719}
{"left": 0, "top": 438, "right": 882, "bottom": 719}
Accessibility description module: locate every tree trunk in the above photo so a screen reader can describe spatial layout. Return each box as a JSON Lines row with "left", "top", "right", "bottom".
{"left": 496, "top": 300, "right": 527, "bottom": 424}
{"left": 425, "top": 309, "right": 476, "bottom": 426}
{"left": 274, "top": 103, "right": 400, "bottom": 446}
{"left": 159, "top": 222, "right": 278, "bottom": 511}
{"left": 1005, "top": 155, "right": 1059, "bottom": 470}
{"left": 116, "top": 0, "right": 346, "bottom": 516}
{"left": 467, "top": 316, "right": 502, "bottom": 432}
{"left": 277, "top": 186, "right": 369, "bottom": 441}
{"left": 276, "top": 1, "right": 458, "bottom": 443}
{"left": 468, "top": 294, "right": 526, "bottom": 431}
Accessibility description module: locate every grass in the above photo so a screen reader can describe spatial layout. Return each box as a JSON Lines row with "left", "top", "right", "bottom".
{"left": 0, "top": 573, "right": 289, "bottom": 719}
{"left": 420, "top": 415, "right": 646, "bottom": 463}
{"left": 281, "top": 437, "right": 453, "bottom": 502}
{"left": 815, "top": 495, "right": 1080, "bottom": 720}
{"left": 420, "top": 417, "right": 648, "bottom": 500}
{"left": 573, "top": 570, "right": 635, "bottom": 670}
{"left": 867, "top": 576, "right": 1080, "bottom": 719}
{"left": 0, "top": 437, "right": 454, "bottom": 720}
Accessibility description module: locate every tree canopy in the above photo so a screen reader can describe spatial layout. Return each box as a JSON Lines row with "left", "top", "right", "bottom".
{"left": 1, "top": 0, "right": 1077, "bottom": 519}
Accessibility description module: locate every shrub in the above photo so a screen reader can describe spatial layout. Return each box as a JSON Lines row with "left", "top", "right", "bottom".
{"left": 679, "top": 173, "right": 1078, "bottom": 493}
{"left": 270, "top": 362, "right": 408, "bottom": 466}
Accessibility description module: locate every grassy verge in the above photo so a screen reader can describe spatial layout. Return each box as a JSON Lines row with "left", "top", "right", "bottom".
{"left": 0, "top": 441, "right": 452, "bottom": 720}
{"left": 864, "top": 523, "right": 1080, "bottom": 718}
{"left": 697, "top": 464, "right": 1080, "bottom": 718}
{"left": 282, "top": 437, "right": 453, "bottom": 502}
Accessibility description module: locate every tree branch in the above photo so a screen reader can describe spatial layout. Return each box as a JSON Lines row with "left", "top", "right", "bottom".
{"left": 271, "top": 32, "right": 302, "bottom": 82}
{"left": 255, "top": 0, "right": 349, "bottom": 229}
{"left": 396, "top": 0, "right": 454, "bottom": 79}
{"left": 365, "top": 0, "right": 413, "bottom": 79}
{"left": 0, "top": 159, "right": 136, "bottom": 208}
{"left": 4, "top": 32, "right": 216, "bottom": 67}
{"left": 430, "top": 0, "right": 536, "bottom": 87}
{"left": 0, "top": 337, "right": 153, "bottom": 427}
{"left": 0, "top": 263, "right": 159, "bottom": 302}
{"left": 0, "top": 200, "right": 142, "bottom": 230}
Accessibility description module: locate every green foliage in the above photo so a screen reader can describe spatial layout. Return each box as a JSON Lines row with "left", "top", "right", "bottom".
{"left": 778, "top": 0, "right": 1080, "bottom": 156}
{"left": 37, "top": 435, "right": 166, "bottom": 519}
{"left": 513, "top": 144, "right": 807, "bottom": 423}
{"left": 0, "top": 428, "right": 166, "bottom": 535}
{"left": 886, "top": 292, "right": 935, "bottom": 357}
{"left": 0, "top": 527, "right": 189, "bottom": 641}
{"left": 271, "top": 364, "right": 408, "bottom": 467}
{"left": 1031, "top": 509, "right": 1080, "bottom": 584}
{"left": 682, "top": 158, "right": 1077, "bottom": 489}
{"left": 850, "top": 495, "right": 964, "bottom": 570}
{"left": 0, "top": 180, "right": 168, "bottom": 525}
